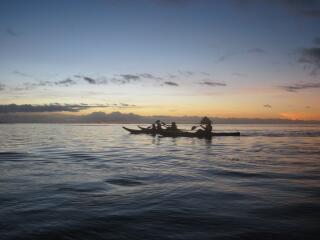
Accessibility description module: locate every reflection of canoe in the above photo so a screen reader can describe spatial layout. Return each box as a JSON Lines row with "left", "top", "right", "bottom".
{"left": 212, "top": 132, "right": 240, "bottom": 136}
{"left": 160, "top": 131, "right": 240, "bottom": 139}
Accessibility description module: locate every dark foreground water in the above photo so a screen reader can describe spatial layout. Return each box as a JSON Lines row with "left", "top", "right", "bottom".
{"left": 1, "top": 124, "right": 320, "bottom": 240}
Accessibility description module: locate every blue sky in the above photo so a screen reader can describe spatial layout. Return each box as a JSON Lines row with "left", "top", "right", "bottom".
{"left": 0, "top": 0, "right": 320, "bottom": 119}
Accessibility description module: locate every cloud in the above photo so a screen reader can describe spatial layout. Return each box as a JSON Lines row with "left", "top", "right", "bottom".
{"left": 12, "top": 70, "right": 33, "bottom": 78}
{"left": 83, "top": 76, "right": 97, "bottom": 84}
{"left": 139, "top": 73, "right": 163, "bottom": 80}
{"left": 35, "top": 78, "right": 77, "bottom": 87}
{"left": 314, "top": 37, "right": 320, "bottom": 45}
{"left": 217, "top": 56, "right": 227, "bottom": 62}
{"left": 74, "top": 75, "right": 108, "bottom": 84}
{"left": 236, "top": 0, "right": 320, "bottom": 18}
{"left": 264, "top": 104, "right": 272, "bottom": 108}
{"left": 280, "top": 82, "right": 320, "bottom": 92}
{"left": 0, "top": 104, "right": 90, "bottom": 113}
{"left": 12, "top": 82, "right": 45, "bottom": 91}
{"left": 6, "top": 28, "right": 19, "bottom": 37}
{"left": 111, "top": 74, "right": 143, "bottom": 84}
{"left": 139, "top": 73, "right": 153, "bottom": 78}
{"left": 109, "top": 73, "right": 164, "bottom": 84}
{"left": 201, "top": 72, "right": 211, "bottom": 76}
{"left": 0, "top": 103, "right": 140, "bottom": 113}
{"left": 2, "top": 110, "right": 318, "bottom": 124}
{"left": 298, "top": 47, "right": 320, "bottom": 75}
{"left": 12, "top": 78, "right": 77, "bottom": 91}
{"left": 168, "top": 74, "right": 177, "bottom": 79}
{"left": 36, "top": 81, "right": 53, "bottom": 87}
{"left": 232, "top": 72, "right": 248, "bottom": 77}
{"left": 164, "top": 81, "right": 179, "bottom": 86}
{"left": 157, "top": 0, "right": 190, "bottom": 6}
{"left": 0, "top": 84, "right": 5, "bottom": 91}
{"left": 215, "top": 53, "right": 237, "bottom": 62}
{"left": 120, "top": 74, "right": 141, "bottom": 82}
{"left": 178, "top": 70, "right": 194, "bottom": 76}
{"left": 55, "top": 78, "right": 77, "bottom": 86}
{"left": 110, "top": 74, "right": 141, "bottom": 84}
{"left": 119, "top": 103, "right": 137, "bottom": 108}
{"left": 111, "top": 78, "right": 125, "bottom": 85}
{"left": 215, "top": 48, "right": 265, "bottom": 63}
{"left": 248, "top": 48, "right": 266, "bottom": 54}
{"left": 300, "top": 9, "right": 320, "bottom": 18}
{"left": 199, "top": 81, "right": 227, "bottom": 87}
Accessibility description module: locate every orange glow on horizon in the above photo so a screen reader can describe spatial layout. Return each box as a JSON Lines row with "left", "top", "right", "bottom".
{"left": 60, "top": 108, "right": 320, "bottom": 121}
{"left": 280, "top": 112, "right": 320, "bottom": 121}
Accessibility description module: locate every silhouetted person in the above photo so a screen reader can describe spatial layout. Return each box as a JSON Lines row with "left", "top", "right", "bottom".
{"left": 147, "top": 123, "right": 156, "bottom": 130}
{"left": 168, "top": 122, "right": 178, "bottom": 131}
{"left": 200, "top": 116, "right": 212, "bottom": 125}
{"left": 151, "top": 124, "right": 156, "bottom": 131}
{"left": 155, "top": 120, "right": 162, "bottom": 132}
{"left": 197, "top": 117, "right": 213, "bottom": 136}
{"left": 146, "top": 123, "right": 157, "bottom": 135}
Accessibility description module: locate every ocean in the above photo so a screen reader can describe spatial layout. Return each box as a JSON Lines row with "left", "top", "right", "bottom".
{"left": 0, "top": 124, "right": 320, "bottom": 240}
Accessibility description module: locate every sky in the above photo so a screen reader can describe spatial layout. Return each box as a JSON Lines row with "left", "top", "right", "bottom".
{"left": 0, "top": 0, "right": 320, "bottom": 120}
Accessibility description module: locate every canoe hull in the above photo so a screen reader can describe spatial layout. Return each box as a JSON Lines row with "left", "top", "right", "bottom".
{"left": 123, "top": 127, "right": 240, "bottom": 138}
{"left": 160, "top": 131, "right": 240, "bottom": 138}
{"left": 122, "top": 127, "right": 156, "bottom": 135}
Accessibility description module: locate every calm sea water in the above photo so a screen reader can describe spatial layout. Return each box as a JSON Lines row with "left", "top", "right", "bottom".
{"left": 1, "top": 124, "right": 320, "bottom": 240}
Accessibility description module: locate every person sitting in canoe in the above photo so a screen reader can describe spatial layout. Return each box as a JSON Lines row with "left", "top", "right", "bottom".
{"left": 145, "top": 123, "right": 157, "bottom": 134}
{"left": 196, "top": 117, "right": 212, "bottom": 136}
{"left": 167, "top": 122, "right": 178, "bottom": 132}
{"left": 155, "top": 120, "right": 166, "bottom": 132}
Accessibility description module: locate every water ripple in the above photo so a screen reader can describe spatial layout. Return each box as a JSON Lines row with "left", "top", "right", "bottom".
{"left": 0, "top": 124, "right": 319, "bottom": 240}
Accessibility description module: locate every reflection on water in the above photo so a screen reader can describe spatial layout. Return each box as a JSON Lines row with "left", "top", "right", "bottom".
{"left": 0, "top": 124, "right": 320, "bottom": 239}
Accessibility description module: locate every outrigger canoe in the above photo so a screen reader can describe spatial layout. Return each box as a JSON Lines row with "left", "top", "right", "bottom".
{"left": 122, "top": 127, "right": 156, "bottom": 134}
{"left": 123, "top": 127, "right": 240, "bottom": 138}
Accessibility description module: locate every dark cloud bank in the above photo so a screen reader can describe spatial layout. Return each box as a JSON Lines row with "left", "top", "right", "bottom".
{"left": 248, "top": 48, "right": 266, "bottom": 54}
{"left": 314, "top": 37, "right": 320, "bottom": 45}
{"left": 298, "top": 47, "right": 320, "bottom": 75}
{"left": 6, "top": 28, "right": 19, "bottom": 37}
{"left": 0, "top": 103, "right": 137, "bottom": 114}
{"left": 200, "top": 81, "right": 227, "bottom": 87}
{"left": 281, "top": 82, "right": 320, "bottom": 92}
{"left": 83, "top": 77, "right": 97, "bottom": 84}
{"left": 163, "top": 81, "right": 179, "bottom": 86}
{"left": 0, "top": 108, "right": 318, "bottom": 124}
{"left": 0, "top": 84, "right": 5, "bottom": 91}
{"left": 236, "top": 0, "right": 320, "bottom": 18}
{"left": 159, "top": 0, "right": 320, "bottom": 17}
{"left": 12, "top": 72, "right": 173, "bottom": 90}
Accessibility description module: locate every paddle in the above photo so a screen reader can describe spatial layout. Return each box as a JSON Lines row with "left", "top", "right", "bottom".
{"left": 138, "top": 125, "right": 150, "bottom": 129}
{"left": 191, "top": 125, "right": 198, "bottom": 130}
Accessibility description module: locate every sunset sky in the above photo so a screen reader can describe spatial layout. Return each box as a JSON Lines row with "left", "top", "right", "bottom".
{"left": 1, "top": 0, "right": 320, "bottom": 120}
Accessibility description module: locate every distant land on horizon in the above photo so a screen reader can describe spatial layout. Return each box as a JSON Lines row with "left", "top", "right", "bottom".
{"left": 0, "top": 111, "right": 320, "bottom": 124}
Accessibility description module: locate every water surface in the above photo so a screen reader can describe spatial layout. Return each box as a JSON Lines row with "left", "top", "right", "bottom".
{"left": 1, "top": 124, "right": 320, "bottom": 239}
